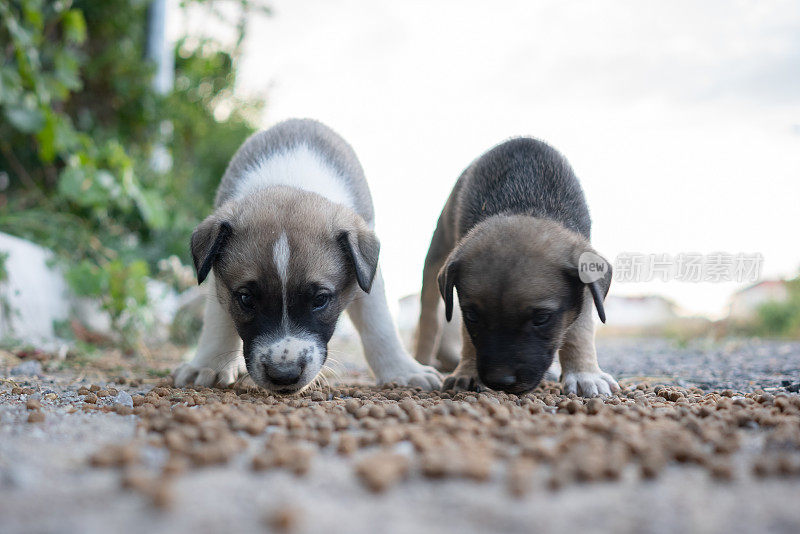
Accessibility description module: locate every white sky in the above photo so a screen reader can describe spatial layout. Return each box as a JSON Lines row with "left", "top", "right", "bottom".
{"left": 177, "top": 0, "right": 800, "bottom": 318}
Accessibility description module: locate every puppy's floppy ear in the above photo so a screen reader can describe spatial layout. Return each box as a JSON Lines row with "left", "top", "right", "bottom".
{"left": 338, "top": 224, "right": 380, "bottom": 293}
{"left": 567, "top": 245, "right": 612, "bottom": 323}
{"left": 587, "top": 268, "right": 612, "bottom": 324}
{"left": 190, "top": 215, "right": 232, "bottom": 285}
{"left": 437, "top": 256, "right": 459, "bottom": 322}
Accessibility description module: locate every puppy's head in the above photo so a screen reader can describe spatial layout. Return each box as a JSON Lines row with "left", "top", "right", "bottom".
{"left": 438, "top": 215, "right": 611, "bottom": 394}
{"left": 191, "top": 186, "right": 379, "bottom": 394}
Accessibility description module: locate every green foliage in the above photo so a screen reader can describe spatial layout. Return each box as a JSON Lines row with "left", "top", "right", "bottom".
{"left": 0, "top": 0, "right": 266, "bottom": 346}
{"left": 752, "top": 277, "right": 800, "bottom": 338}
{"left": 0, "top": 251, "right": 8, "bottom": 283}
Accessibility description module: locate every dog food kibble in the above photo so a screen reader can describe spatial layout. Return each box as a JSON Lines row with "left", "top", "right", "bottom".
{"left": 586, "top": 398, "right": 604, "bottom": 415}
{"left": 77, "top": 377, "right": 800, "bottom": 504}
{"left": 27, "top": 410, "right": 45, "bottom": 423}
{"left": 337, "top": 434, "right": 358, "bottom": 455}
{"left": 345, "top": 399, "right": 361, "bottom": 414}
{"left": 355, "top": 452, "right": 409, "bottom": 492}
{"left": 507, "top": 458, "right": 536, "bottom": 497}
{"left": 267, "top": 507, "right": 300, "bottom": 533}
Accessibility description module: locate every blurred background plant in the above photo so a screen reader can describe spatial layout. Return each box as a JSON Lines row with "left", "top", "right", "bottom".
{"left": 0, "top": 0, "right": 267, "bottom": 349}
{"left": 752, "top": 276, "right": 800, "bottom": 338}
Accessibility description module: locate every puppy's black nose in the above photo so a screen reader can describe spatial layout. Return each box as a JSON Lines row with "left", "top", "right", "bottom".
{"left": 482, "top": 369, "right": 517, "bottom": 390}
{"left": 265, "top": 360, "right": 306, "bottom": 386}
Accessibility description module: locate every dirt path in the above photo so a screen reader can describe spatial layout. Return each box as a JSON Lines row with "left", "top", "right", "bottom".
{"left": 1, "top": 338, "right": 799, "bottom": 534}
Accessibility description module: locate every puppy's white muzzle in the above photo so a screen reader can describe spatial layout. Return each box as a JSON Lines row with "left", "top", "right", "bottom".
{"left": 249, "top": 335, "right": 324, "bottom": 393}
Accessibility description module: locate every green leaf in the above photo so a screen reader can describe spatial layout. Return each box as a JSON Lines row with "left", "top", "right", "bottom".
{"left": 133, "top": 188, "right": 168, "bottom": 230}
{"left": 36, "top": 109, "right": 57, "bottom": 162}
{"left": 58, "top": 165, "right": 109, "bottom": 207}
{"left": 54, "top": 49, "right": 82, "bottom": 91}
{"left": 22, "top": 0, "right": 44, "bottom": 31}
{"left": 4, "top": 105, "right": 45, "bottom": 133}
{"left": 0, "top": 67, "right": 23, "bottom": 105}
{"left": 62, "top": 9, "right": 86, "bottom": 44}
{"left": 65, "top": 260, "right": 106, "bottom": 298}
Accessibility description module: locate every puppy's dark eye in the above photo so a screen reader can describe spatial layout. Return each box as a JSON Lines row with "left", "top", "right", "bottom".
{"left": 530, "top": 311, "right": 552, "bottom": 327}
{"left": 462, "top": 307, "right": 479, "bottom": 324}
{"left": 236, "top": 291, "right": 255, "bottom": 310}
{"left": 311, "top": 292, "right": 332, "bottom": 311}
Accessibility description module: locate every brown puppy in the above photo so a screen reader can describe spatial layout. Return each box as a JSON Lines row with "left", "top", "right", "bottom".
{"left": 414, "top": 138, "right": 619, "bottom": 396}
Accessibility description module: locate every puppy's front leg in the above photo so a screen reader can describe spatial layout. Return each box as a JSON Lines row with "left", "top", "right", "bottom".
{"left": 414, "top": 255, "right": 446, "bottom": 366}
{"left": 173, "top": 273, "right": 247, "bottom": 388}
{"left": 442, "top": 324, "right": 481, "bottom": 391}
{"left": 558, "top": 293, "right": 619, "bottom": 396}
{"left": 347, "top": 267, "right": 442, "bottom": 390}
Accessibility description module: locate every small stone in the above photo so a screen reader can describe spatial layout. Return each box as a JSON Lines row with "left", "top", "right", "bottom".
{"left": 25, "top": 398, "right": 41, "bottom": 410}
{"left": 114, "top": 390, "right": 134, "bottom": 408}
{"left": 83, "top": 394, "right": 98, "bottom": 404}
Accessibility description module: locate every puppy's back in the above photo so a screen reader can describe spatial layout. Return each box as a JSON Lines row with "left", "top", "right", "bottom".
{"left": 215, "top": 118, "right": 375, "bottom": 224}
{"left": 451, "top": 138, "right": 591, "bottom": 239}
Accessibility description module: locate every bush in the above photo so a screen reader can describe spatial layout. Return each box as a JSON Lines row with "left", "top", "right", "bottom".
{"left": 753, "top": 277, "right": 800, "bottom": 338}
{"left": 0, "top": 0, "right": 267, "bottom": 347}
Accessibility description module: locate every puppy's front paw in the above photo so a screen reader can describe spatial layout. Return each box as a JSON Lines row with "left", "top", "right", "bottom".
{"left": 442, "top": 373, "right": 482, "bottom": 392}
{"left": 173, "top": 358, "right": 246, "bottom": 388}
{"left": 562, "top": 370, "right": 619, "bottom": 397}
{"left": 378, "top": 362, "right": 442, "bottom": 390}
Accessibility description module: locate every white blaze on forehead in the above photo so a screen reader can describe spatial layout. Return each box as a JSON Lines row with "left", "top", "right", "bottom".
{"left": 273, "top": 231, "right": 290, "bottom": 325}
{"left": 273, "top": 232, "right": 290, "bottom": 283}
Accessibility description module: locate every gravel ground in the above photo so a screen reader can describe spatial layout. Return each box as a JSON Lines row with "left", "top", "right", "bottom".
{"left": 1, "top": 337, "right": 799, "bottom": 534}
{"left": 597, "top": 338, "right": 800, "bottom": 391}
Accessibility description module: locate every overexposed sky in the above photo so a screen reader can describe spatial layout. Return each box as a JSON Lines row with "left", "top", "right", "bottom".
{"left": 178, "top": 0, "right": 800, "bottom": 318}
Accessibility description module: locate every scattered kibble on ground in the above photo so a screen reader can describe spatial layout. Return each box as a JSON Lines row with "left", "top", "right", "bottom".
{"left": 57, "top": 376, "right": 800, "bottom": 504}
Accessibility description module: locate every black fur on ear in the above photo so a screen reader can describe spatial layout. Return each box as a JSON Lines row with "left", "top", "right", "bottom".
{"left": 590, "top": 261, "right": 612, "bottom": 323}
{"left": 588, "top": 280, "right": 607, "bottom": 323}
{"left": 566, "top": 242, "right": 613, "bottom": 323}
{"left": 338, "top": 228, "right": 380, "bottom": 293}
{"left": 567, "top": 247, "right": 613, "bottom": 323}
{"left": 190, "top": 219, "right": 232, "bottom": 285}
{"left": 437, "top": 258, "right": 459, "bottom": 322}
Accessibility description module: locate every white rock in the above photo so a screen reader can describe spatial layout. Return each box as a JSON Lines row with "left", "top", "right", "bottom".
{"left": 113, "top": 390, "right": 133, "bottom": 408}
{"left": 0, "top": 233, "right": 70, "bottom": 347}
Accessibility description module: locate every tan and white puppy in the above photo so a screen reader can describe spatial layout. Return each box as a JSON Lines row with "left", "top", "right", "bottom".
{"left": 414, "top": 137, "right": 619, "bottom": 396}
{"left": 174, "top": 119, "right": 441, "bottom": 394}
